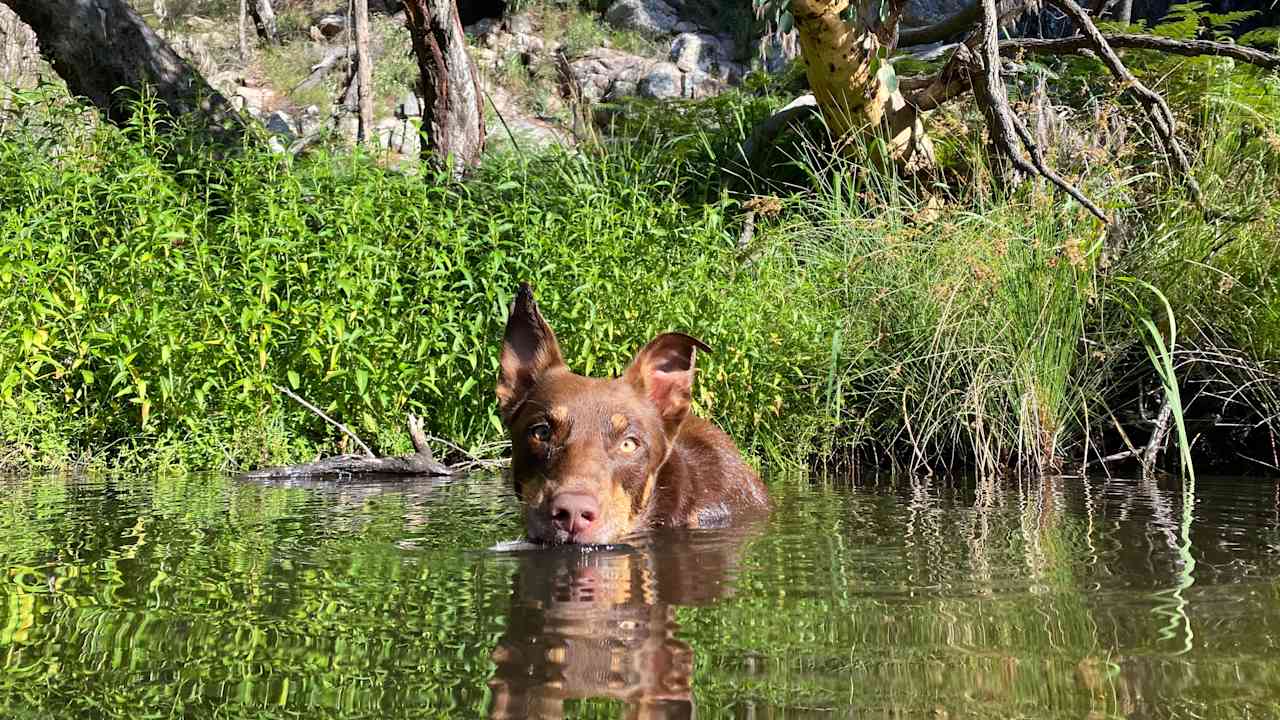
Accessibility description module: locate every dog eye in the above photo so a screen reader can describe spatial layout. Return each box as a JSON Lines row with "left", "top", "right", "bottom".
{"left": 529, "top": 423, "right": 551, "bottom": 442}
{"left": 618, "top": 437, "right": 639, "bottom": 454}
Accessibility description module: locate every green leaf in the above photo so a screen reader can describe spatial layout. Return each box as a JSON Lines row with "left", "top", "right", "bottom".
{"left": 287, "top": 370, "right": 300, "bottom": 389}
{"left": 779, "top": 10, "right": 793, "bottom": 33}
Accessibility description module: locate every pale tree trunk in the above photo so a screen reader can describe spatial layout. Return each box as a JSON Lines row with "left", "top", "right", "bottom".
{"left": 791, "top": 0, "right": 934, "bottom": 172}
{"left": 354, "top": 0, "right": 374, "bottom": 143}
{"left": 1, "top": 0, "right": 244, "bottom": 143}
{"left": 238, "top": 0, "right": 248, "bottom": 61}
{"left": 248, "top": 0, "right": 279, "bottom": 45}
{"left": 402, "top": 0, "right": 485, "bottom": 178}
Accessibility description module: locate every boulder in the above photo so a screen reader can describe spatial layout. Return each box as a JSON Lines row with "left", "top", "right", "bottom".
{"left": 604, "top": 0, "right": 680, "bottom": 35}
{"left": 506, "top": 12, "right": 535, "bottom": 36}
{"left": 313, "top": 13, "right": 345, "bottom": 39}
{"left": 568, "top": 48, "right": 659, "bottom": 102}
{"left": 901, "top": 0, "right": 972, "bottom": 28}
{"left": 670, "top": 32, "right": 727, "bottom": 73}
{"left": 397, "top": 92, "right": 422, "bottom": 119}
{"left": 638, "top": 62, "right": 682, "bottom": 99}
{"left": 265, "top": 111, "right": 297, "bottom": 138}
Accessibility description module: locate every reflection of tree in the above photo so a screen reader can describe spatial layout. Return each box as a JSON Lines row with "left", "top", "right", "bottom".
{"left": 487, "top": 528, "right": 762, "bottom": 719}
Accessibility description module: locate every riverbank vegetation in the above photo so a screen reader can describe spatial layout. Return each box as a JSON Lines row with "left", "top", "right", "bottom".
{"left": 2, "top": 39, "right": 1279, "bottom": 476}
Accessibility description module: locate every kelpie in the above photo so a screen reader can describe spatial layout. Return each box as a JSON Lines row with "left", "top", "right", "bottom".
{"left": 496, "top": 284, "right": 769, "bottom": 545}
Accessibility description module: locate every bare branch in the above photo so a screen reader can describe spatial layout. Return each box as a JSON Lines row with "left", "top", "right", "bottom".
{"left": 1004, "top": 33, "right": 1280, "bottom": 72}
{"left": 899, "top": 3, "right": 979, "bottom": 46}
{"left": 1046, "top": 0, "right": 1206, "bottom": 208}
{"left": 276, "top": 384, "right": 375, "bottom": 458}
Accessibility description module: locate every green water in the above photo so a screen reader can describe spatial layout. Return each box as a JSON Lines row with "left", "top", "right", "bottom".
{"left": 2, "top": 472, "right": 1278, "bottom": 718}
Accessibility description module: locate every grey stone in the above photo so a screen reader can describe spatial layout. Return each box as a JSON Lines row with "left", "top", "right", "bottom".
{"left": 604, "top": 0, "right": 680, "bottom": 36}
{"left": 670, "top": 32, "right": 726, "bottom": 73}
{"left": 397, "top": 93, "right": 421, "bottom": 119}
{"left": 265, "top": 110, "right": 296, "bottom": 138}
{"left": 902, "top": 0, "right": 972, "bottom": 29}
{"left": 638, "top": 62, "right": 681, "bottom": 99}
{"left": 674, "top": 20, "right": 698, "bottom": 33}
{"left": 506, "top": 12, "right": 535, "bottom": 36}
{"left": 568, "top": 48, "right": 658, "bottom": 102}
{"left": 314, "top": 13, "right": 345, "bottom": 38}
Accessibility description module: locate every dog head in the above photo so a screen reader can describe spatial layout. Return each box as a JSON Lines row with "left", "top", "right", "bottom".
{"left": 496, "top": 284, "right": 708, "bottom": 545}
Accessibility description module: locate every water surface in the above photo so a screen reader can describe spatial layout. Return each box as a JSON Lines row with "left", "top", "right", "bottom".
{"left": 1, "top": 471, "right": 1278, "bottom": 718}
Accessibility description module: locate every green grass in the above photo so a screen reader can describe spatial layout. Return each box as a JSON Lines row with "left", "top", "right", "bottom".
{"left": 1, "top": 44, "right": 1278, "bottom": 475}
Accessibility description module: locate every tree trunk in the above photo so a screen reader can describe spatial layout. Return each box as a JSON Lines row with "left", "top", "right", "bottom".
{"left": 238, "top": 0, "right": 248, "bottom": 61}
{"left": 791, "top": 0, "right": 934, "bottom": 172}
{"left": 2, "top": 0, "right": 244, "bottom": 143}
{"left": 248, "top": 0, "right": 279, "bottom": 45}
{"left": 401, "top": 0, "right": 485, "bottom": 178}
{"left": 354, "top": 0, "right": 374, "bottom": 143}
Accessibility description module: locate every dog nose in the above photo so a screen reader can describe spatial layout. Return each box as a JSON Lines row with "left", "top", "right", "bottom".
{"left": 550, "top": 493, "right": 599, "bottom": 537}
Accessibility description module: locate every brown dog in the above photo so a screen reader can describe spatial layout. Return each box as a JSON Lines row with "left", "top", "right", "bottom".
{"left": 497, "top": 284, "right": 769, "bottom": 545}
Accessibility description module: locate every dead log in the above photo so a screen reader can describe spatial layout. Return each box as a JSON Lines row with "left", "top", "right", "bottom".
{"left": 293, "top": 46, "right": 353, "bottom": 94}
{"left": 243, "top": 415, "right": 453, "bottom": 479}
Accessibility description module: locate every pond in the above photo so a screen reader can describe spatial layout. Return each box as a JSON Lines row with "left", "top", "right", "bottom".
{"left": 1, "top": 471, "right": 1278, "bottom": 718}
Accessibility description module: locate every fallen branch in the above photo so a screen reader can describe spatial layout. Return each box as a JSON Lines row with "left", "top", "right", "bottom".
{"left": 725, "top": 93, "right": 818, "bottom": 189}
{"left": 243, "top": 413, "right": 453, "bottom": 479}
{"left": 1047, "top": 0, "right": 1205, "bottom": 209}
{"left": 292, "top": 46, "right": 353, "bottom": 94}
{"left": 1141, "top": 396, "right": 1174, "bottom": 471}
{"left": 904, "top": 33, "right": 1280, "bottom": 111}
{"left": 277, "top": 383, "right": 373, "bottom": 457}
{"left": 1004, "top": 33, "right": 1280, "bottom": 72}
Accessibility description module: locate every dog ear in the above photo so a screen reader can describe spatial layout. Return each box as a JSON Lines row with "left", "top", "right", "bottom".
{"left": 497, "top": 283, "right": 565, "bottom": 423}
{"left": 625, "top": 332, "right": 711, "bottom": 434}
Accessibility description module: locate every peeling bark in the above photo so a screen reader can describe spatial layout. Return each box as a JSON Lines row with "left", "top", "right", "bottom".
{"left": 248, "top": 0, "right": 279, "bottom": 45}
{"left": 791, "top": 0, "right": 935, "bottom": 172}
{"left": 401, "top": 0, "right": 485, "bottom": 178}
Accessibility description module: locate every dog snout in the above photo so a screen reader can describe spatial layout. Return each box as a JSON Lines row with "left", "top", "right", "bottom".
{"left": 549, "top": 492, "right": 599, "bottom": 537}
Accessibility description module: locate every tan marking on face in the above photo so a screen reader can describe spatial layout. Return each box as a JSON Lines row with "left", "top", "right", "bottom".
{"left": 546, "top": 647, "right": 566, "bottom": 664}
{"left": 550, "top": 405, "right": 568, "bottom": 423}
{"left": 610, "top": 413, "right": 628, "bottom": 433}
{"left": 602, "top": 481, "right": 636, "bottom": 540}
{"left": 640, "top": 473, "right": 656, "bottom": 507}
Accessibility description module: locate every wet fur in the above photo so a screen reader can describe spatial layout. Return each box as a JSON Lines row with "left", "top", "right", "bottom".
{"left": 497, "top": 284, "right": 769, "bottom": 545}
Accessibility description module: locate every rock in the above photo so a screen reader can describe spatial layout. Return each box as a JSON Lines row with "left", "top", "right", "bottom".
{"left": 375, "top": 117, "right": 399, "bottom": 150}
{"left": 604, "top": 0, "right": 680, "bottom": 36}
{"left": 680, "top": 69, "right": 708, "bottom": 98}
{"left": 674, "top": 20, "right": 699, "bottom": 33}
{"left": 314, "top": 13, "right": 345, "bottom": 39}
{"left": 568, "top": 48, "right": 659, "bottom": 102}
{"left": 902, "top": 0, "right": 972, "bottom": 29}
{"left": 397, "top": 93, "right": 422, "bottom": 119}
{"left": 465, "top": 17, "right": 501, "bottom": 39}
{"left": 506, "top": 12, "right": 535, "bottom": 36}
{"left": 670, "top": 32, "right": 727, "bottom": 73}
{"left": 265, "top": 111, "right": 296, "bottom": 138}
{"left": 298, "top": 105, "right": 322, "bottom": 136}
{"left": 638, "top": 62, "right": 682, "bottom": 99}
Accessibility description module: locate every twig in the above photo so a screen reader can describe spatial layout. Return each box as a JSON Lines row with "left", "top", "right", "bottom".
{"left": 1047, "top": 0, "right": 1206, "bottom": 210}
{"left": 1003, "top": 33, "right": 1280, "bottom": 72}
{"left": 1141, "top": 397, "right": 1174, "bottom": 471}
{"left": 275, "top": 384, "right": 374, "bottom": 458}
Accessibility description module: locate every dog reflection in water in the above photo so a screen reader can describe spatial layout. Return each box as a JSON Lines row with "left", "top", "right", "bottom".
{"left": 487, "top": 528, "right": 759, "bottom": 719}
